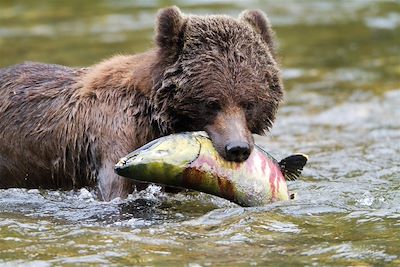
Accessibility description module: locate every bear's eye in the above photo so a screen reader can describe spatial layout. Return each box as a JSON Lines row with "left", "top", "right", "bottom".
{"left": 206, "top": 101, "right": 221, "bottom": 111}
{"left": 243, "top": 102, "right": 254, "bottom": 112}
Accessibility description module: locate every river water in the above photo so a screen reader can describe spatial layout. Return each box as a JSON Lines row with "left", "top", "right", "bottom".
{"left": 0, "top": 0, "right": 399, "bottom": 266}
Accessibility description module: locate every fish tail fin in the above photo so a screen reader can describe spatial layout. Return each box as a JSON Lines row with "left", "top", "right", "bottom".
{"left": 279, "top": 154, "right": 308, "bottom": 181}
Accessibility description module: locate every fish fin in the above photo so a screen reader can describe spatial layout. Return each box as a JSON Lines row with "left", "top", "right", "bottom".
{"left": 279, "top": 154, "right": 308, "bottom": 181}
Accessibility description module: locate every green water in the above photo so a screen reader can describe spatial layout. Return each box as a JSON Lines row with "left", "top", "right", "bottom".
{"left": 1, "top": 0, "right": 399, "bottom": 266}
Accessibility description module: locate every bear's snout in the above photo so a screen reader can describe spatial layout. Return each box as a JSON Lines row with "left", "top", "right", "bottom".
{"left": 225, "top": 141, "right": 251, "bottom": 162}
{"left": 205, "top": 107, "right": 254, "bottom": 163}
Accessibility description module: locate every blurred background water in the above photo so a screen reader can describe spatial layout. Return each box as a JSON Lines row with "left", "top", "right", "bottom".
{"left": 0, "top": 0, "right": 399, "bottom": 266}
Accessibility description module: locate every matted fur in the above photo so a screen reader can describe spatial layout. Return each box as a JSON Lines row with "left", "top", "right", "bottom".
{"left": 0, "top": 6, "right": 283, "bottom": 200}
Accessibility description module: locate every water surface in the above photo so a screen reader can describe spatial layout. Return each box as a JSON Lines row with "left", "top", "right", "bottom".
{"left": 0, "top": 0, "right": 399, "bottom": 266}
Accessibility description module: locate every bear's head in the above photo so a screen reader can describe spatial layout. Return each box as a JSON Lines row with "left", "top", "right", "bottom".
{"left": 152, "top": 6, "right": 283, "bottom": 162}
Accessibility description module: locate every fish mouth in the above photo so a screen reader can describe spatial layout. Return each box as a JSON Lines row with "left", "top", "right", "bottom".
{"left": 115, "top": 138, "right": 163, "bottom": 175}
{"left": 114, "top": 156, "right": 129, "bottom": 176}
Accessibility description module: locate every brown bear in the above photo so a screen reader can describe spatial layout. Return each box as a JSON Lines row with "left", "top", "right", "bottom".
{"left": 0, "top": 7, "right": 283, "bottom": 201}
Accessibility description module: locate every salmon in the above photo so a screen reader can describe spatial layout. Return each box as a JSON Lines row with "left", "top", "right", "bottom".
{"left": 114, "top": 132, "right": 307, "bottom": 207}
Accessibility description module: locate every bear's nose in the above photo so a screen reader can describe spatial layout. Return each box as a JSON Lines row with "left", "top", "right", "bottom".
{"left": 225, "top": 142, "right": 251, "bottom": 162}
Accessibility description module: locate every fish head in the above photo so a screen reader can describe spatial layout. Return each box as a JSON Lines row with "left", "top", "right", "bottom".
{"left": 114, "top": 133, "right": 201, "bottom": 178}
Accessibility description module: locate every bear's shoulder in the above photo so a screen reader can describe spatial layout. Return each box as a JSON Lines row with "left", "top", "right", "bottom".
{"left": 78, "top": 50, "right": 158, "bottom": 97}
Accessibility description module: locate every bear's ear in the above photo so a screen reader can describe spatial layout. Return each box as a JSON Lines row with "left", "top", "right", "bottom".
{"left": 239, "top": 10, "right": 277, "bottom": 58}
{"left": 155, "top": 6, "right": 185, "bottom": 52}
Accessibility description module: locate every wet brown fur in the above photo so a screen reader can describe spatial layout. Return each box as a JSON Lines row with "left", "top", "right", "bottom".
{"left": 0, "top": 7, "right": 283, "bottom": 200}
